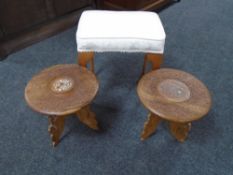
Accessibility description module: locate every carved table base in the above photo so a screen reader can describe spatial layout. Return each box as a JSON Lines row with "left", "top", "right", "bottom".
{"left": 48, "top": 115, "right": 65, "bottom": 147}
{"left": 141, "top": 113, "right": 161, "bottom": 140}
{"left": 141, "top": 112, "right": 192, "bottom": 142}
{"left": 76, "top": 106, "right": 99, "bottom": 130}
{"left": 169, "top": 122, "right": 191, "bottom": 142}
{"left": 48, "top": 105, "right": 99, "bottom": 147}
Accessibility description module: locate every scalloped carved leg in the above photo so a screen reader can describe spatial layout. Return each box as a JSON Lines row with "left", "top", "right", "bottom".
{"left": 141, "top": 53, "right": 163, "bottom": 77}
{"left": 77, "top": 52, "right": 95, "bottom": 72}
{"left": 48, "top": 115, "right": 65, "bottom": 147}
{"left": 141, "top": 113, "right": 161, "bottom": 141}
{"left": 76, "top": 105, "right": 99, "bottom": 130}
{"left": 169, "top": 122, "right": 191, "bottom": 142}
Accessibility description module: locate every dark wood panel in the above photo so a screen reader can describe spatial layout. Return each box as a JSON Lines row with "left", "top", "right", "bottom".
{"left": 54, "top": 0, "right": 93, "bottom": 16}
{"left": 0, "top": 0, "right": 95, "bottom": 59}
{"left": 0, "top": 27, "right": 4, "bottom": 39}
{"left": 100, "top": 0, "right": 173, "bottom": 10}
{"left": 45, "top": 0, "right": 56, "bottom": 19}
{"left": 0, "top": 7, "right": 92, "bottom": 60}
{"left": 0, "top": 0, "right": 48, "bottom": 35}
{"left": 104, "top": 0, "right": 132, "bottom": 9}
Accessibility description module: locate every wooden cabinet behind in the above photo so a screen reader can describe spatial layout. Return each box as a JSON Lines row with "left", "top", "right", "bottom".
{"left": 53, "top": 0, "right": 92, "bottom": 16}
{"left": 0, "top": 0, "right": 94, "bottom": 59}
{"left": 99, "top": 0, "right": 172, "bottom": 10}
{"left": 0, "top": 0, "right": 48, "bottom": 35}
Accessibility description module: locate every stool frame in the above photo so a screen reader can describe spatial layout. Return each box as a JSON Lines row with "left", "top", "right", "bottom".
{"left": 77, "top": 51, "right": 163, "bottom": 75}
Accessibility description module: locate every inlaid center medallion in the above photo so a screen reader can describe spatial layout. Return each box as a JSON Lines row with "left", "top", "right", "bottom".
{"left": 157, "top": 79, "right": 190, "bottom": 102}
{"left": 50, "top": 77, "right": 74, "bottom": 93}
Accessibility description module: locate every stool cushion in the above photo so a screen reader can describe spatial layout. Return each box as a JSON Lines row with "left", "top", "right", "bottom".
{"left": 76, "top": 10, "right": 166, "bottom": 53}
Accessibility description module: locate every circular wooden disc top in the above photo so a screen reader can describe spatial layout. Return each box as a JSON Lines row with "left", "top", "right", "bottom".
{"left": 25, "top": 64, "right": 99, "bottom": 116}
{"left": 137, "top": 68, "right": 212, "bottom": 123}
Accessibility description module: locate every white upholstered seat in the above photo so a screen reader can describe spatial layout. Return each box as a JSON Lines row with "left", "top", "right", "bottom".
{"left": 76, "top": 10, "right": 166, "bottom": 53}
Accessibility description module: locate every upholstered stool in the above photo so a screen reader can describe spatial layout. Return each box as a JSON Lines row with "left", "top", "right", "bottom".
{"left": 76, "top": 10, "right": 166, "bottom": 75}
{"left": 137, "top": 68, "right": 212, "bottom": 142}
{"left": 25, "top": 64, "right": 99, "bottom": 147}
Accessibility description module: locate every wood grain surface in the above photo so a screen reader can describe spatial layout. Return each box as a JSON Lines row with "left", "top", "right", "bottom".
{"left": 137, "top": 68, "right": 212, "bottom": 123}
{"left": 25, "top": 64, "right": 99, "bottom": 116}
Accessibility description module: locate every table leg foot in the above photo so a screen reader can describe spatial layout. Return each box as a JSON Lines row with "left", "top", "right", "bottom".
{"left": 169, "top": 122, "right": 191, "bottom": 142}
{"left": 76, "top": 105, "right": 99, "bottom": 130}
{"left": 48, "top": 115, "right": 65, "bottom": 147}
{"left": 141, "top": 113, "right": 161, "bottom": 141}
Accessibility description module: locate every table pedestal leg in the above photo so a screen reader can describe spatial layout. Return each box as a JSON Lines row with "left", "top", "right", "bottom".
{"left": 141, "top": 113, "right": 161, "bottom": 140}
{"left": 48, "top": 115, "right": 65, "bottom": 147}
{"left": 76, "top": 105, "right": 99, "bottom": 130}
{"left": 169, "top": 122, "right": 191, "bottom": 142}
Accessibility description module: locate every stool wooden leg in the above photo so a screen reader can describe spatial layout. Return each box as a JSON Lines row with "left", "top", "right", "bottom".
{"left": 169, "top": 122, "right": 192, "bottom": 142}
{"left": 48, "top": 115, "right": 65, "bottom": 147}
{"left": 77, "top": 52, "right": 95, "bottom": 72}
{"left": 76, "top": 105, "right": 99, "bottom": 130}
{"left": 141, "top": 113, "right": 161, "bottom": 140}
{"left": 141, "top": 53, "right": 163, "bottom": 76}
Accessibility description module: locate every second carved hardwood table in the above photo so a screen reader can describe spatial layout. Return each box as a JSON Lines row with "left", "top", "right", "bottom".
{"left": 137, "top": 68, "right": 212, "bottom": 142}
{"left": 25, "top": 64, "right": 99, "bottom": 147}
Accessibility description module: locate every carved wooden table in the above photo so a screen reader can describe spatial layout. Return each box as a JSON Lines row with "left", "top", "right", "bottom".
{"left": 137, "top": 68, "right": 212, "bottom": 142}
{"left": 25, "top": 64, "right": 99, "bottom": 147}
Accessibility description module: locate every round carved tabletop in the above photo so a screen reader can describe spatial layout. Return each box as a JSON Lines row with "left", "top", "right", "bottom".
{"left": 25, "top": 64, "right": 99, "bottom": 116}
{"left": 137, "top": 68, "right": 212, "bottom": 123}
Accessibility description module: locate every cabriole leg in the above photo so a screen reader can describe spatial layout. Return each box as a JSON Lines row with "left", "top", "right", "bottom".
{"left": 141, "top": 53, "right": 163, "bottom": 76}
{"left": 77, "top": 52, "right": 95, "bottom": 72}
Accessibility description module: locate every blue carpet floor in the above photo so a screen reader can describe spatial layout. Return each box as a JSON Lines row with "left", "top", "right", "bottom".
{"left": 0, "top": 0, "right": 233, "bottom": 174}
